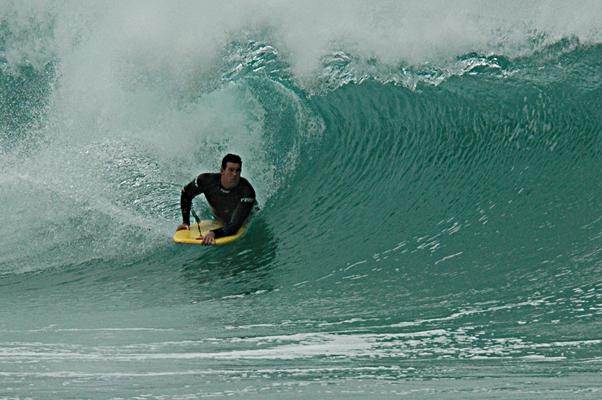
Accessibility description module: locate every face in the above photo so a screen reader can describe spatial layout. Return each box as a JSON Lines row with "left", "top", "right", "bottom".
{"left": 220, "top": 162, "right": 241, "bottom": 189}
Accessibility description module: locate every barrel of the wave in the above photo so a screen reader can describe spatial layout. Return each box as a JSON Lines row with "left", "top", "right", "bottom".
{"left": 173, "top": 209, "right": 246, "bottom": 246}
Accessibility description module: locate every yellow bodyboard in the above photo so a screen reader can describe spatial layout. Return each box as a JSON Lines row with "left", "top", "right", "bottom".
{"left": 173, "top": 220, "right": 246, "bottom": 246}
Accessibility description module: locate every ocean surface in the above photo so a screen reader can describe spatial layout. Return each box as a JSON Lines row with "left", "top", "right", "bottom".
{"left": 1, "top": 1, "right": 601, "bottom": 398}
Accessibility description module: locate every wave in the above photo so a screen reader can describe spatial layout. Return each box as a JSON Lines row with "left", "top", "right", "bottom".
{"left": 0, "top": 1, "right": 601, "bottom": 285}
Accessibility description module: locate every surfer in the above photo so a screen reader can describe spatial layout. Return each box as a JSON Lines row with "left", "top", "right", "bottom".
{"left": 176, "top": 153, "right": 256, "bottom": 245}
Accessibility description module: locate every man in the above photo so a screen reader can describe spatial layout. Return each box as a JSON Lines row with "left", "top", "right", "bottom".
{"left": 176, "top": 154, "right": 256, "bottom": 245}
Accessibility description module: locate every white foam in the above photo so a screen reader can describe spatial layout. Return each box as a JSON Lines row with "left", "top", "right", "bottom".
{"left": 3, "top": 1, "right": 601, "bottom": 79}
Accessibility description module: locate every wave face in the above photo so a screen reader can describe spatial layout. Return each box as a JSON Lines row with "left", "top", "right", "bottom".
{"left": 1, "top": 2, "right": 602, "bottom": 398}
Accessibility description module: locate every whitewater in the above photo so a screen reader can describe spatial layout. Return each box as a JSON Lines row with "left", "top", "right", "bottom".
{"left": 1, "top": 1, "right": 601, "bottom": 398}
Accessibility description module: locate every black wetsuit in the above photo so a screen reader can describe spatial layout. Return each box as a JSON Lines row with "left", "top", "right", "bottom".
{"left": 180, "top": 173, "right": 256, "bottom": 238}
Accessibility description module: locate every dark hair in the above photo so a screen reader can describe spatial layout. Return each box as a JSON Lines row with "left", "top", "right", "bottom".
{"left": 221, "top": 153, "right": 242, "bottom": 169}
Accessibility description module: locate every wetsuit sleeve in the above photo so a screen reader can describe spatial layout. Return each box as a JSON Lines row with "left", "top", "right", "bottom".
{"left": 180, "top": 175, "right": 205, "bottom": 225}
{"left": 212, "top": 185, "right": 256, "bottom": 238}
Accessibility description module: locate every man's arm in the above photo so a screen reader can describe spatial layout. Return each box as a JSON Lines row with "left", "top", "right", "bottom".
{"left": 212, "top": 188, "right": 255, "bottom": 238}
{"left": 180, "top": 175, "right": 204, "bottom": 226}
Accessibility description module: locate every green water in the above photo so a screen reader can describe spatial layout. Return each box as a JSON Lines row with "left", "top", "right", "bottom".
{"left": 1, "top": 1, "right": 601, "bottom": 398}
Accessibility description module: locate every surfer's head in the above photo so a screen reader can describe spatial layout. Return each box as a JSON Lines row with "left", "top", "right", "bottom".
{"left": 220, "top": 153, "right": 242, "bottom": 189}
{"left": 221, "top": 153, "right": 242, "bottom": 170}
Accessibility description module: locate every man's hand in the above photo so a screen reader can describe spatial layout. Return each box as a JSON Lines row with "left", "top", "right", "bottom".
{"left": 202, "top": 231, "right": 216, "bottom": 245}
{"left": 176, "top": 224, "right": 189, "bottom": 231}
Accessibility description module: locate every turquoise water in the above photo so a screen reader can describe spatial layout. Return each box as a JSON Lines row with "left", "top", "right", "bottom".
{"left": 1, "top": 2, "right": 601, "bottom": 398}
